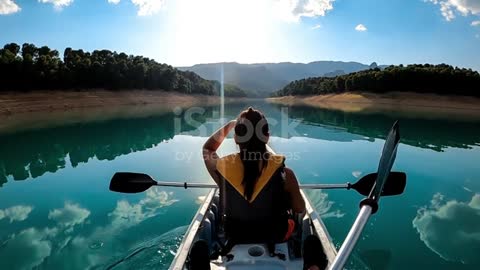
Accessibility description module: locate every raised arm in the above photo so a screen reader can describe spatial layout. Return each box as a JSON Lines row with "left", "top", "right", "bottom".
{"left": 202, "top": 120, "right": 236, "bottom": 185}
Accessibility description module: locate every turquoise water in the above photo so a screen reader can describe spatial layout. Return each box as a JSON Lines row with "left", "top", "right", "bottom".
{"left": 0, "top": 101, "right": 479, "bottom": 269}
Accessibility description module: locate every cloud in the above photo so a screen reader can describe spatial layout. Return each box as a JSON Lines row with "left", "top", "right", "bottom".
{"left": 427, "top": 0, "right": 480, "bottom": 21}
{"left": 122, "top": 0, "right": 334, "bottom": 19}
{"left": 38, "top": 0, "right": 73, "bottom": 10}
{"left": 0, "top": 205, "right": 33, "bottom": 223}
{"left": 275, "top": 0, "right": 335, "bottom": 22}
{"left": 108, "top": 0, "right": 120, "bottom": 4}
{"left": 131, "top": 0, "right": 166, "bottom": 16}
{"left": 413, "top": 193, "right": 480, "bottom": 264}
{"left": 57, "top": 189, "right": 178, "bottom": 269}
{"left": 355, "top": 24, "right": 367, "bottom": 31}
{"left": 48, "top": 202, "right": 90, "bottom": 229}
{"left": 305, "top": 190, "right": 345, "bottom": 219}
{"left": 0, "top": 203, "right": 92, "bottom": 269}
{"left": 0, "top": 191, "right": 178, "bottom": 269}
{"left": 352, "top": 170, "right": 362, "bottom": 178}
{"left": 311, "top": 23, "right": 322, "bottom": 29}
{"left": 472, "top": 20, "right": 480, "bottom": 26}
{"left": 0, "top": 228, "right": 57, "bottom": 270}
{"left": 141, "top": 188, "right": 177, "bottom": 209}
{"left": 0, "top": 0, "right": 21, "bottom": 15}
{"left": 109, "top": 188, "right": 178, "bottom": 228}
{"left": 196, "top": 195, "right": 207, "bottom": 205}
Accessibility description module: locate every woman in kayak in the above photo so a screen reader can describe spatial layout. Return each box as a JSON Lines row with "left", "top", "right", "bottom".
{"left": 202, "top": 107, "right": 326, "bottom": 269}
{"left": 203, "top": 107, "right": 305, "bottom": 241}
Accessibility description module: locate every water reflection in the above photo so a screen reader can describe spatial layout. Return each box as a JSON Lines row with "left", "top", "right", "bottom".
{"left": 0, "top": 188, "right": 179, "bottom": 270}
{"left": 0, "top": 205, "right": 33, "bottom": 223}
{"left": 48, "top": 202, "right": 90, "bottom": 230}
{"left": 103, "top": 225, "right": 187, "bottom": 270}
{"left": 359, "top": 249, "right": 392, "bottom": 270}
{"left": 413, "top": 193, "right": 480, "bottom": 265}
{"left": 1, "top": 101, "right": 479, "bottom": 269}
{"left": 304, "top": 190, "right": 345, "bottom": 219}
{"left": 109, "top": 188, "right": 178, "bottom": 229}
{"left": 0, "top": 110, "right": 211, "bottom": 185}
{"left": 2, "top": 103, "right": 480, "bottom": 187}
{"left": 0, "top": 227, "right": 57, "bottom": 270}
{"left": 273, "top": 105, "right": 480, "bottom": 151}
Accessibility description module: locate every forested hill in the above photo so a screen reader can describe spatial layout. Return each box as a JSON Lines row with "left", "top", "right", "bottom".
{"left": 0, "top": 43, "right": 247, "bottom": 97}
{"left": 274, "top": 64, "right": 480, "bottom": 97}
{"left": 178, "top": 61, "right": 378, "bottom": 94}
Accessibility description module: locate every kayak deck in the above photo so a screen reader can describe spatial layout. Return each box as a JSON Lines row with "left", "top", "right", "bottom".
{"left": 210, "top": 243, "right": 302, "bottom": 269}
{"left": 170, "top": 188, "right": 337, "bottom": 270}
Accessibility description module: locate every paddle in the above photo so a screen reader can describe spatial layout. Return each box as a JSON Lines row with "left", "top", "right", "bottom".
{"left": 370, "top": 120, "right": 401, "bottom": 202}
{"left": 109, "top": 171, "right": 406, "bottom": 196}
{"left": 329, "top": 121, "right": 403, "bottom": 270}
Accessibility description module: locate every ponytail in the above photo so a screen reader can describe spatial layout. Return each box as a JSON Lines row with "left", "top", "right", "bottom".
{"left": 235, "top": 107, "right": 269, "bottom": 201}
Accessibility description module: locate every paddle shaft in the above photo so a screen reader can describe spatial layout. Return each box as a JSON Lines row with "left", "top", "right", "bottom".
{"left": 329, "top": 205, "right": 372, "bottom": 270}
{"left": 151, "top": 181, "right": 349, "bottom": 190}
{"left": 329, "top": 122, "right": 400, "bottom": 270}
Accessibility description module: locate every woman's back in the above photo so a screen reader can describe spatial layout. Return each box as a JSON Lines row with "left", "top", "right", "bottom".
{"left": 216, "top": 152, "right": 291, "bottom": 243}
{"left": 202, "top": 107, "right": 305, "bottom": 243}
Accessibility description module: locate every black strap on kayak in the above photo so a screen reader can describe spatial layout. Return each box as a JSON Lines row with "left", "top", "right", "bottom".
{"left": 302, "top": 235, "right": 328, "bottom": 270}
{"left": 211, "top": 238, "right": 235, "bottom": 258}
{"left": 267, "top": 242, "right": 286, "bottom": 261}
{"left": 187, "top": 240, "right": 211, "bottom": 270}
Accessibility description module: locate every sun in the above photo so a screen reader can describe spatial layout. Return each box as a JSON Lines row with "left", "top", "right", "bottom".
{"left": 164, "top": 0, "right": 277, "bottom": 65}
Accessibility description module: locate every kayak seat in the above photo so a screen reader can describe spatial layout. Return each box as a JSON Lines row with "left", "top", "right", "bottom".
{"left": 218, "top": 243, "right": 302, "bottom": 270}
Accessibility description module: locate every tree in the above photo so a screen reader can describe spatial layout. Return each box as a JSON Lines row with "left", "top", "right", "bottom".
{"left": 0, "top": 42, "right": 226, "bottom": 95}
{"left": 22, "top": 43, "right": 38, "bottom": 60}
{"left": 275, "top": 64, "right": 480, "bottom": 97}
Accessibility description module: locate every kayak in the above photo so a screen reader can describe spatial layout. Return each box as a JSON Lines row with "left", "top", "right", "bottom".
{"left": 109, "top": 122, "right": 405, "bottom": 270}
{"left": 169, "top": 188, "right": 337, "bottom": 270}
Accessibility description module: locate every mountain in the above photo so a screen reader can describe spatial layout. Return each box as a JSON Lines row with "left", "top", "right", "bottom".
{"left": 324, "top": 70, "right": 346, "bottom": 77}
{"left": 178, "top": 62, "right": 289, "bottom": 96}
{"left": 178, "top": 61, "right": 376, "bottom": 95}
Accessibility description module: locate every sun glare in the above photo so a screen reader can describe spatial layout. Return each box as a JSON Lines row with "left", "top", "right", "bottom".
{"left": 165, "top": 0, "right": 277, "bottom": 65}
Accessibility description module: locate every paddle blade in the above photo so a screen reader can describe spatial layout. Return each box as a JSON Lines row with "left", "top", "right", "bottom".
{"left": 352, "top": 172, "right": 406, "bottom": 197}
{"left": 109, "top": 172, "right": 157, "bottom": 193}
{"left": 371, "top": 121, "right": 400, "bottom": 201}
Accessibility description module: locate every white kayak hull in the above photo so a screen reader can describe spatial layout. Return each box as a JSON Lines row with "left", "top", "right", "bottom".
{"left": 169, "top": 188, "right": 337, "bottom": 270}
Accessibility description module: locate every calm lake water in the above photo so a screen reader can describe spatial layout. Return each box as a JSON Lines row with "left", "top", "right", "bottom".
{"left": 1, "top": 101, "right": 479, "bottom": 270}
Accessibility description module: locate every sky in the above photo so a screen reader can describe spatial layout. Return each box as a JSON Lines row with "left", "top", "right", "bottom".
{"left": 0, "top": 0, "right": 479, "bottom": 70}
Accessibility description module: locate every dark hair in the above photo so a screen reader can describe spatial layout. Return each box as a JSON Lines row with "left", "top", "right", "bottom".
{"left": 234, "top": 107, "right": 269, "bottom": 201}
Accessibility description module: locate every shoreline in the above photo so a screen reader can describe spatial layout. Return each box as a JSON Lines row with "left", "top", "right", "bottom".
{"left": 267, "top": 92, "right": 480, "bottom": 121}
{"left": 0, "top": 90, "right": 244, "bottom": 134}
{"left": 2, "top": 90, "right": 480, "bottom": 134}
{"left": 0, "top": 90, "right": 223, "bottom": 115}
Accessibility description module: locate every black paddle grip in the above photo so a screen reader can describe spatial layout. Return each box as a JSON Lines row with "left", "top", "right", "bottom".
{"left": 360, "top": 198, "right": 379, "bottom": 214}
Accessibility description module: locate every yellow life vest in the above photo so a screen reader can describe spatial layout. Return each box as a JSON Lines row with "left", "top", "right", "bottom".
{"left": 216, "top": 152, "right": 285, "bottom": 203}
